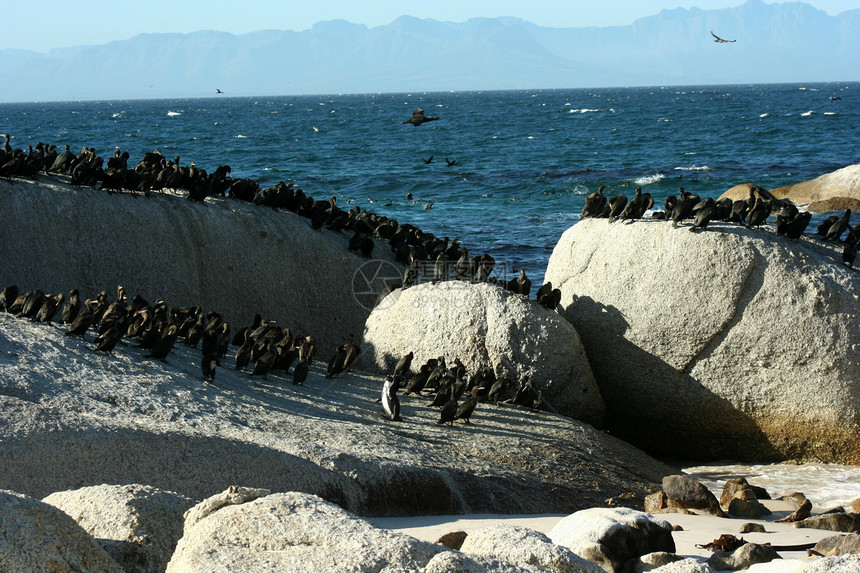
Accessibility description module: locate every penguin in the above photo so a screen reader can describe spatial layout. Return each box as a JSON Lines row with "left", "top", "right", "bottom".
{"left": 381, "top": 375, "right": 402, "bottom": 421}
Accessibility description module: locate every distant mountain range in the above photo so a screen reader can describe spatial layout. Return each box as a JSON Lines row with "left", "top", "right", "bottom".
{"left": 1, "top": 0, "right": 857, "bottom": 102}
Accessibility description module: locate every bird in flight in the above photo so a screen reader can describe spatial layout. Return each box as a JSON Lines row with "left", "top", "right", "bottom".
{"left": 402, "top": 108, "right": 441, "bottom": 127}
{"left": 216, "top": 88, "right": 224, "bottom": 94}
{"left": 711, "top": 31, "right": 736, "bottom": 43}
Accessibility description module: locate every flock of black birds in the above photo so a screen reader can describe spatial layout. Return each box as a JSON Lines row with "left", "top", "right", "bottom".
{"left": 1, "top": 133, "right": 566, "bottom": 306}
{"left": 0, "top": 282, "right": 330, "bottom": 387}
{"left": 581, "top": 185, "right": 858, "bottom": 267}
{"left": 378, "top": 350, "right": 544, "bottom": 426}
{"left": 0, "top": 281, "right": 543, "bottom": 428}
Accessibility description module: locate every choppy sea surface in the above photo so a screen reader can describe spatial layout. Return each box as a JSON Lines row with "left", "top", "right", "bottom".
{"left": 2, "top": 82, "right": 857, "bottom": 286}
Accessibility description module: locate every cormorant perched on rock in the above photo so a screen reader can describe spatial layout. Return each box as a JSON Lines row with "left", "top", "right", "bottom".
{"left": 825, "top": 209, "right": 852, "bottom": 242}
{"left": 843, "top": 233, "right": 857, "bottom": 268}
{"left": 536, "top": 282, "right": 562, "bottom": 310}
{"left": 292, "top": 358, "right": 309, "bottom": 385}
{"left": 784, "top": 212, "right": 812, "bottom": 240}
{"left": 607, "top": 194, "right": 628, "bottom": 222}
{"left": 326, "top": 339, "right": 361, "bottom": 378}
{"left": 581, "top": 186, "right": 607, "bottom": 219}
{"left": 745, "top": 198, "right": 772, "bottom": 228}
{"left": 145, "top": 325, "right": 179, "bottom": 362}
{"left": 438, "top": 393, "right": 458, "bottom": 426}
{"left": 507, "top": 269, "right": 531, "bottom": 297}
{"left": 671, "top": 188, "right": 700, "bottom": 227}
{"left": 618, "top": 187, "right": 653, "bottom": 222}
{"left": 202, "top": 353, "right": 220, "bottom": 382}
{"left": 403, "top": 363, "right": 432, "bottom": 395}
{"left": 690, "top": 197, "right": 717, "bottom": 231}
{"left": 34, "top": 292, "right": 64, "bottom": 324}
{"left": 455, "top": 386, "right": 481, "bottom": 424}
{"left": 402, "top": 108, "right": 441, "bottom": 126}
{"left": 381, "top": 375, "right": 402, "bottom": 421}
{"left": 93, "top": 325, "right": 123, "bottom": 354}
{"left": 393, "top": 351, "right": 414, "bottom": 378}
{"left": 0, "top": 285, "right": 19, "bottom": 312}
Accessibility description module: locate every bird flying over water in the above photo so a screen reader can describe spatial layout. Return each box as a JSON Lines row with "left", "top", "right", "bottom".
{"left": 711, "top": 31, "right": 736, "bottom": 43}
{"left": 402, "top": 108, "right": 441, "bottom": 127}
{"left": 216, "top": 89, "right": 223, "bottom": 94}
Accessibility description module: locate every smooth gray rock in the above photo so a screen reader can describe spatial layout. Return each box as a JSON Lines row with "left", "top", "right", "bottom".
{"left": 544, "top": 218, "right": 860, "bottom": 463}
{"left": 459, "top": 524, "right": 603, "bottom": 573}
{"left": 706, "top": 543, "right": 780, "bottom": 570}
{"left": 422, "top": 551, "right": 548, "bottom": 573}
{"left": 770, "top": 164, "right": 860, "bottom": 211}
{"left": 166, "top": 489, "right": 447, "bottom": 573}
{"left": 0, "top": 489, "right": 124, "bottom": 573}
{"left": 43, "top": 484, "right": 194, "bottom": 573}
{"left": 812, "top": 532, "right": 860, "bottom": 556}
{"left": 661, "top": 475, "right": 725, "bottom": 517}
{"left": 794, "top": 513, "right": 860, "bottom": 533}
{"left": 361, "top": 281, "right": 605, "bottom": 425}
{"left": 548, "top": 507, "right": 675, "bottom": 573}
{"left": 0, "top": 175, "right": 400, "bottom": 359}
{"left": 648, "top": 559, "right": 715, "bottom": 572}
{"left": 0, "top": 311, "right": 673, "bottom": 517}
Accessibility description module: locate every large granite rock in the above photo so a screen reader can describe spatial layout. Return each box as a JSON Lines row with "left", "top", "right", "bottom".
{"left": 361, "top": 281, "right": 605, "bottom": 425}
{"left": 0, "top": 310, "right": 673, "bottom": 517}
{"left": 547, "top": 508, "right": 675, "bottom": 573}
{"left": 544, "top": 218, "right": 860, "bottom": 463}
{"left": 747, "top": 555, "right": 860, "bottom": 572}
{"left": 0, "top": 489, "right": 123, "bottom": 573}
{"left": 458, "top": 524, "right": 604, "bottom": 573}
{"left": 166, "top": 489, "right": 447, "bottom": 572}
{"left": 0, "top": 175, "right": 399, "bottom": 359}
{"left": 771, "top": 164, "right": 860, "bottom": 212}
{"left": 42, "top": 484, "right": 195, "bottom": 573}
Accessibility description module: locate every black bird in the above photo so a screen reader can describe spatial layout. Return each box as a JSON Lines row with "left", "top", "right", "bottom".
{"left": 393, "top": 351, "right": 414, "bottom": 379}
{"left": 581, "top": 186, "right": 607, "bottom": 219}
{"left": 325, "top": 341, "right": 361, "bottom": 378}
{"left": 507, "top": 269, "right": 531, "bottom": 297}
{"left": 607, "top": 194, "right": 628, "bottom": 222}
{"left": 381, "top": 376, "right": 402, "bottom": 421}
{"left": 454, "top": 386, "right": 482, "bottom": 424}
{"left": 671, "top": 188, "right": 700, "bottom": 227}
{"left": 65, "top": 305, "right": 97, "bottom": 339}
{"left": 402, "top": 108, "right": 441, "bottom": 126}
{"left": 445, "top": 158, "right": 457, "bottom": 166}
{"left": 711, "top": 31, "right": 736, "bottom": 43}
{"left": 202, "top": 353, "right": 220, "bottom": 382}
{"left": 403, "top": 364, "right": 432, "bottom": 395}
{"left": 0, "top": 284, "right": 18, "bottom": 312}
{"left": 292, "top": 358, "right": 309, "bottom": 385}
{"left": 618, "top": 187, "right": 653, "bottom": 222}
{"left": 93, "top": 325, "right": 122, "bottom": 354}
{"left": 784, "top": 212, "right": 812, "bottom": 240}
{"left": 437, "top": 393, "right": 458, "bottom": 426}
{"left": 843, "top": 234, "right": 857, "bottom": 268}
{"left": 825, "top": 209, "right": 852, "bottom": 242}
{"left": 216, "top": 89, "right": 224, "bottom": 94}
{"left": 423, "top": 156, "right": 434, "bottom": 164}
{"left": 745, "top": 198, "right": 772, "bottom": 228}
{"left": 145, "top": 325, "right": 179, "bottom": 362}
{"left": 690, "top": 197, "right": 717, "bottom": 231}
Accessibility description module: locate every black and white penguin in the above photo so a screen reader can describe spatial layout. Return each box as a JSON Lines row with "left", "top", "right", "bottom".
{"left": 381, "top": 375, "right": 402, "bottom": 421}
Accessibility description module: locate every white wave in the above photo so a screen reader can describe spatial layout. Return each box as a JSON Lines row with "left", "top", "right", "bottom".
{"left": 166, "top": 111, "right": 181, "bottom": 116}
{"left": 800, "top": 110, "right": 814, "bottom": 117}
{"left": 685, "top": 462, "right": 860, "bottom": 509}
{"left": 824, "top": 112, "right": 836, "bottom": 116}
{"left": 634, "top": 173, "right": 665, "bottom": 185}
{"left": 236, "top": 134, "right": 248, "bottom": 139}
{"left": 658, "top": 117, "right": 673, "bottom": 122}
{"left": 674, "top": 165, "right": 710, "bottom": 172}
{"left": 759, "top": 113, "right": 770, "bottom": 118}
{"left": 111, "top": 113, "right": 123, "bottom": 119}
{"left": 569, "top": 108, "right": 600, "bottom": 113}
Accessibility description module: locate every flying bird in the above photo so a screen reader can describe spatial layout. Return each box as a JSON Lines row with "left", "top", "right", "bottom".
{"left": 216, "top": 88, "right": 224, "bottom": 94}
{"left": 402, "top": 108, "right": 441, "bottom": 127}
{"left": 711, "top": 31, "right": 736, "bottom": 43}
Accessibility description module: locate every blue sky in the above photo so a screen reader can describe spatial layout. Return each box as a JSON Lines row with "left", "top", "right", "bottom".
{"left": 4, "top": 0, "right": 857, "bottom": 52}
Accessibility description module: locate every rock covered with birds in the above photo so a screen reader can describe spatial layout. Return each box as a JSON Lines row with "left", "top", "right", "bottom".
{"left": 361, "top": 280, "right": 605, "bottom": 426}
{"left": 545, "top": 214, "right": 860, "bottom": 463}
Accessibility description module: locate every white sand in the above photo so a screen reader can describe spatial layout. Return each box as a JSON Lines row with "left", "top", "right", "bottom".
{"left": 370, "top": 499, "right": 843, "bottom": 563}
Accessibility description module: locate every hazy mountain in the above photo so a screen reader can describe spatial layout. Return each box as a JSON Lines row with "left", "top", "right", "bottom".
{"left": 0, "top": 0, "right": 856, "bottom": 102}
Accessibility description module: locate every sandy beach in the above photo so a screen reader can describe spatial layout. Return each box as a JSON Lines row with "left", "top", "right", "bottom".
{"left": 371, "top": 498, "right": 846, "bottom": 564}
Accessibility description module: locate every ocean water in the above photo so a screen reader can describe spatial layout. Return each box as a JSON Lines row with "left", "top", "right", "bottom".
{"left": 2, "top": 82, "right": 857, "bottom": 287}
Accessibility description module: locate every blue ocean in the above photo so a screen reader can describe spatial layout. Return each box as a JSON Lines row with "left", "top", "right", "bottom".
{"left": 2, "top": 83, "right": 857, "bottom": 285}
